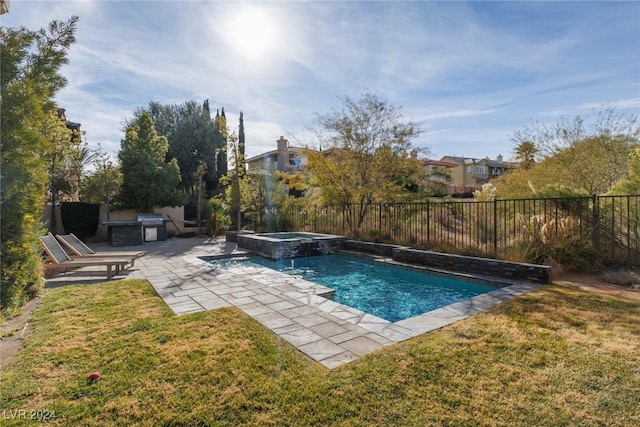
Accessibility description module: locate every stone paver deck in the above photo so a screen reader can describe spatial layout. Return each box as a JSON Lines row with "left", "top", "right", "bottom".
{"left": 45, "top": 237, "right": 541, "bottom": 369}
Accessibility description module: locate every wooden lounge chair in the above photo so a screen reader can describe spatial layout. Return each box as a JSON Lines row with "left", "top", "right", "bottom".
{"left": 39, "top": 233, "right": 133, "bottom": 280}
{"left": 56, "top": 233, "right": 145, "bottom": 266}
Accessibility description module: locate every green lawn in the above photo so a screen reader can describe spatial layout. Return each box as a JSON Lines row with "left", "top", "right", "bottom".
{"left": 1, "top": 279, "right": 639, "bottom": 426}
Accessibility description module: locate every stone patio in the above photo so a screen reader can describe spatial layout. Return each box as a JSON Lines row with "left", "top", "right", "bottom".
{"left": 45, "top": 236, "right": 541, "bottom": 369}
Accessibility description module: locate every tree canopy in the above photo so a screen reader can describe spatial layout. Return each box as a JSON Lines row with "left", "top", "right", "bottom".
{"left": 609, "top": 146, "right": 640, "bottom": 195}
{"left": 124, "top": 100, "right": 231, "bottom": 223}
{"left": 80, "top": 145, "right": 122, "bottom": 210}
{"left": 513, "top": 141, "right": 538, "bottom": 170}
{"left": 1, "top": 16, "right": 78, "bottom": 313}
{"left": 118, "top": 112, "right": 184, "bottom": 212}
{"left": 306, "top": 92, "right": 426, "bottom": 234}
{"left": 146, "top": 100, "right": 225, "bottom": 195}
{"left": 498, "top": 108, "right": 639, "bottom": 197}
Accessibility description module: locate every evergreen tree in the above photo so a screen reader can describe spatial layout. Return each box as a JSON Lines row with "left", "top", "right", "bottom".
{"left": 1, "top": 16, "right": 78, "bottom": 313}
{"left": 129, "top": 99, "right": 230, "bottom": 212}
{"left": 118, "top": 112, "right": 184, "bottom": 212}
{"left": 215, "top": 108, "right": 228, "bottom": 178}
{"left": 134, "top": 100, "right": 223, "bottom": 197}
{"left": 514, "top": 141, "right": 538, "bottom": 169}
{"left": 239, "top": 111, "right": 246, "bottom": 164}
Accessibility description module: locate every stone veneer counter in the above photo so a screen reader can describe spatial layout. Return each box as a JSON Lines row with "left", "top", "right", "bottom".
{"left": 102, "top": 220, "right": 143, "bottom": 247}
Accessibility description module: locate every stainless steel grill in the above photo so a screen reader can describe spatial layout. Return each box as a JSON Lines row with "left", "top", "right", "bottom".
{"left": 136, "top": 214, "right": 163, "bottom": 226}
{"left": 136, "top": 214, "right": 165, "bottom": 241}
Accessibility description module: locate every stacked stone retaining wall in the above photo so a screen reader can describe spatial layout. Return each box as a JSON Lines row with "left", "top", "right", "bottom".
{"left": 392, "top": 247, "right": 551, "bottom": 284}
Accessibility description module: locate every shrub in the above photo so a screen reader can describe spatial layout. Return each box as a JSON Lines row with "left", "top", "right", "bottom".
{"left": 206, "top": 198, "right": 231, "bottom": 236}
{"left": 1, "top": 17, "right": 78, "bottom": 315}
{"left": 1, "top": 215, "right": 46, "bottom": 316}
{"left": 510, "top": 213, "right": 601, "bottom": 272}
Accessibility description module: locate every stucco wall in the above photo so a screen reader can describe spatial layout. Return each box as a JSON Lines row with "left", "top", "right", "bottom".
{"left": 43, "top": 204, "right": 187, "bottom": 241}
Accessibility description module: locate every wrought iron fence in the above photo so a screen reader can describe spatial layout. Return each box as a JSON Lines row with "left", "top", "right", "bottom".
{"left": 250, "top": 195, "right": 639, "bottom": 268}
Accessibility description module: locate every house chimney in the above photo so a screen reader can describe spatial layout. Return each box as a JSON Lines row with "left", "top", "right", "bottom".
{"left": 277, "top": 136, "right": 288, "bottom": 151}
{"left": 497, "top": 154, "right": 503, "bottom": 162}
{"left": 277, "top": 136, "right": 289, "bottom": 172}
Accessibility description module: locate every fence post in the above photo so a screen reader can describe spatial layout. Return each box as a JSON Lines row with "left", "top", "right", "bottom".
{"left": 426, "top": 199, "right": 430, "bottom": 246}
{"left": 592, "top": 194, "right": 599, "bottom": 253}
{"left": 493, "top": 198, "right": 498, "bottom": 257}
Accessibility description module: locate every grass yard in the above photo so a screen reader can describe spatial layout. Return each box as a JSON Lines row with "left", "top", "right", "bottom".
{"left": 1, "top": 279, "right": 639, "bottom": 426}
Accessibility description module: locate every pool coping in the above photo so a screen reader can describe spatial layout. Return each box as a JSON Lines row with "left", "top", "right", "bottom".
{"left": 181, "top": 250, "right": 541, "bottom": 369}
{"left": 45, "top": 238, "right": 543, "bottom": 370}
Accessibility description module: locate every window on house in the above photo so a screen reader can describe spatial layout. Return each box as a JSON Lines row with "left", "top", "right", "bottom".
{"left": 466, "top": 166, "right": 472, "bottom": 174}
{"left": 476, "top": 166, "right": 487, "bottom": 175}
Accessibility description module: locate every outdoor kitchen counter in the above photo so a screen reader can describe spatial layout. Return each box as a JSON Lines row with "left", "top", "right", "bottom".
{"left": 101, "top": 220, "right": 143, "bottom": 247}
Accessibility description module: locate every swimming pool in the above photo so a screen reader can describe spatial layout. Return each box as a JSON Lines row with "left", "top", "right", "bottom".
{"left": 206, "top": 254, "right": 498, "bottom": 322}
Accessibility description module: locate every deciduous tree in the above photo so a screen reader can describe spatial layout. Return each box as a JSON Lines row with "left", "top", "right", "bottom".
{"left": 306, "top": 92, "right": 425, "bottom": 235}
{"left": 80, "top": 145, "right": 122, "bottom": 216}
{"left": 502, "top": 108, "right": 639, "bottom": 196}
{"left": 610, "top": 147, "right": 640, "bottom": 194}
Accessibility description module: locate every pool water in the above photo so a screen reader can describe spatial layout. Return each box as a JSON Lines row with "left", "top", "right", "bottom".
{"left": 210, "top": 254, "right": 497, "bottom": 322}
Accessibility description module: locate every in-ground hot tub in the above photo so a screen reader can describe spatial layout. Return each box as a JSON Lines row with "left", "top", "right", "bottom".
{"left": 237, "top": 232, "right": 345, "bottom": 260}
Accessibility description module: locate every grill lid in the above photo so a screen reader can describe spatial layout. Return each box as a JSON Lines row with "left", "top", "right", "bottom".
{"left": 136, "top": 213, "right": 163, "bottom": 226}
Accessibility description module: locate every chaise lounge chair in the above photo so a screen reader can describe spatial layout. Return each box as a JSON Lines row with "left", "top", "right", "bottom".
{"left": 39, "top": 233, "right": 133, "bottom": 280}
{"left": 56, "top": 233, "right": 146, "bottom": 266}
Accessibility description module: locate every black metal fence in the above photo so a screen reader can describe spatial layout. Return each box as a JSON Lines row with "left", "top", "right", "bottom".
{"left": 250, "top": 195, "right": 639, "bottom": 268}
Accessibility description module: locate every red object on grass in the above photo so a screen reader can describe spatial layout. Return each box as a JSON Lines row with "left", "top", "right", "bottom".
{"left": 88, "top": 371, "right": 101, "bottom": 382}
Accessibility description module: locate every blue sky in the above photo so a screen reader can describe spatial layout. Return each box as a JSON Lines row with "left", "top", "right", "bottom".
{"left": 2, "top": 1, "right": 639, "bottom": 162}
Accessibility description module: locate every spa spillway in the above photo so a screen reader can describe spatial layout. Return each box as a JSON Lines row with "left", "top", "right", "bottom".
{"left": 236, "top": 232, "right": 345, "bottom": 260}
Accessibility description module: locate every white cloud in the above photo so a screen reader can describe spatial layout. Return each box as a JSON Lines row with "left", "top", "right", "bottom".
{"left": 577, "top": 99, "right": 640, "bottom": 111}
{"left": 2, "top": 0, "right": 638, "bottom": 165}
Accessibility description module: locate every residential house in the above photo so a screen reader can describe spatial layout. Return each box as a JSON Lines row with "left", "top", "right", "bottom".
{"left": 482, "top": 155, "right": 514, "bottom": 180}
{"left": 422, "top": 159, "right": 457, "bottom": 195}
{"left": 57, "top": 108, "right": 82, "bottom": 143}
{"left": 246, "top": 136, "right": 307, "bottom": 173}
{"left": 439, "top": 155, "right": 515, "bottom": 195}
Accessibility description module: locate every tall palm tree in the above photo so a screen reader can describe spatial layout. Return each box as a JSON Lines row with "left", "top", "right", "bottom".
{"left": 514, "top": 141, "right": 538, "bottom": 169}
